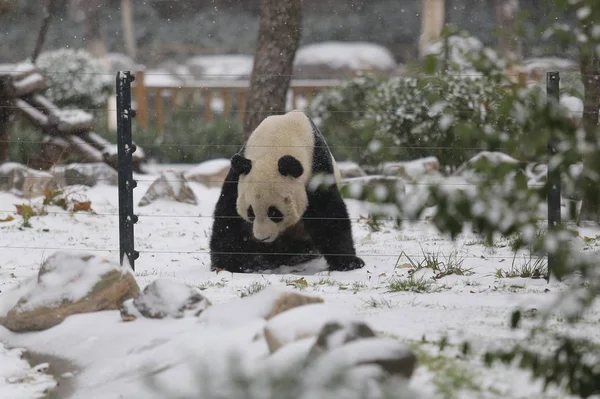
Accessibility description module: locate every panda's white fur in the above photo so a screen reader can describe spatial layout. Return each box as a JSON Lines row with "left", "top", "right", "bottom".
{"left": 236, "top": 111, "right": 341, "bottom": 243}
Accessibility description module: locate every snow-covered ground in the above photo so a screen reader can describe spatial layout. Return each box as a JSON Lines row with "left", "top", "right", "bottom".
{"left": 0, "top": 166, "right": 599, "bottom": 398}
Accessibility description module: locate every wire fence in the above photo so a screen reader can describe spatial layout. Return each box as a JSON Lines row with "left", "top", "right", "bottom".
{"left": 0, "top": 68, "right": 571, "bottom": 277}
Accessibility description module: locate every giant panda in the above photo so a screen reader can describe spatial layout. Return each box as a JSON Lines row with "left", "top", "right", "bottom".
{"left": 209, "top": 110, "right": 365, "bottom": 273}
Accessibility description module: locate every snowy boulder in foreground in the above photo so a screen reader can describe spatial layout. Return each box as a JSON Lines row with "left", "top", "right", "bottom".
{"left": 0, "top": 251, "right": 140, "bottom": 332}
{"left": 120, "top": 279, "right": 212, "bottom": 321}
{"left": 198, "top": 287, "right": 323, "bottom": 328}
{"left": 453, "top": 151, "right": 521, "bottom": 182}
{"left": 0, "top": 162, "right": 64, "bottom": 198}
{"left": 138, "top": 170, "right": 197, "bottom": 207}
{"left": 263, "top": 303, "right": 359, "bottom": 353}
{"left": 379, "top": 157, "right": 441, "bottom": 180}
{"left": 51, "top": 162, "right": 118, "bottom": 187}
{"left": 305, "top": 320, "right": 376, "bottom": 363}
{"left": 184, "top": 158, "right": 231, "bottom": 188}
{"left": 306, "top": 337, "right": 418, "bottom": 381}
{"left": 337, "top": 161, "right": 367, "bottom": 179}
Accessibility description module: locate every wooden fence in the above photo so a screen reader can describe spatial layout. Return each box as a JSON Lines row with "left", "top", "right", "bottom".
{"left": 129, "top": 70, "right": 341, "bottom": 134}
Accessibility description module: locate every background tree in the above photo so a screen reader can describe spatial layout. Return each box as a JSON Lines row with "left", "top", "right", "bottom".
{"left": 242, "top": 0, "right": 302, "bottom": 138}
{"left": 574, "top": 1, "right": 600, "bottom": 223}
{"left": 419, "top": 0, "right": 445, "bottom": 58}
{"left": 121, "top": 0, "right": 136, "bottom": 60}
{"left": 494, "top": 0, "right": 521, "bottom": 62}
{"left": 69, "top": 0, "right": 107, "bottom": 59}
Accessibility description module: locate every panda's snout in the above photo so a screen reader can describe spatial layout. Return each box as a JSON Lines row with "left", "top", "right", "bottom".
{"left": 255, "top": 235, "right": 272, "bottom": 242}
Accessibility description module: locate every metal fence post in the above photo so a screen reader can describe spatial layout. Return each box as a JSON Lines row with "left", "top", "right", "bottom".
{"left": 546, "top": 71, "right": 561, "bottom": 282}
{"left": 116, "top": 71, "right": 139, "bottom": 270}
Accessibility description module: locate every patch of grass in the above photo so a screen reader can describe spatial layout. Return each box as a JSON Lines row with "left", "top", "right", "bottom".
{"left": 361, "top": 296, "right": 395, "bottom": 308}
{"left": 239, "top": 280, "right": 270, "bottom": 298}
{"left": 399, "top": 248, "right": 473, "bottom": 280}
{"left": 495, "top": 252, "right": 548, "bottom": 279}
{"left": 196, "top": 280, "right": 228, "bottom": 290}
{"left": 387, "top": 276, "right": 436, "bottom": 293}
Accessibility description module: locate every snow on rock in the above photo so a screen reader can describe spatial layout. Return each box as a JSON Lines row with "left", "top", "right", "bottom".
{"left": 184, "top": 158, "right": 231, "bottom": 188}
{"left": 379, "top": 157, "right": 441, "bottom": 180}
{"left": 51, "top": 162, "right": 118, "bottom": 187}
{"left": 453, "top": 151, "right": 520, "bottom": 179}
{"left": 0, "top": 162, "right": 64, "bottom": 199}
{"left": 294, "top": 41, "right": 397, "bottom": 72}
{"left": 560, "top": 95, "right": 584, "bottom": 121}
{"left": 198, "top": 287, "right": 323, "bottom": 328}
{"left": 337, "top": 161, "right": 367, "bottom": 179}
{"left": 185, "top": 55, "right": 254, "bottom": 80}
{"left": 306, "top": 337, "right": 418, "bottom": 382}
{"left": 305, "top": 320, "right": 376, "bottom": 363}
{"left": 521, "top": 57, "right": 578, "bottom": 74}
{"left": 0, "top": 251, "right": 139, "bottom": 332}
{"left": 120, "top": 279, "right": 211, "bottom": 321}
{"left": 263, "top": 303, "right": 358, "bottom": 353}
{"left": 0, "top": 342, "right": 57, "bottom": 398}
{"left": 138, "top": 171, "right": 197, "bottom": 207}
{"left": 260, "top": 337, "right": 316, "bottom": 379}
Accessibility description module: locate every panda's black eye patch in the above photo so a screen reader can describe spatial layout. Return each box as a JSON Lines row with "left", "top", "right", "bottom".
{"left": 278, "top": 155, "right": 303, "bottom": 178}
{"left": 268, "top": 206, "right": 283, "bottom": 223}
{"left": 247, "top": 206, "right": 255, "bottom": 221}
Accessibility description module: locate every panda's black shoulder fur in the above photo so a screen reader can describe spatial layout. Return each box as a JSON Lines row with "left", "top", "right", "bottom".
{"left": 307, "top": 116, "right": 335, "bottom": 175}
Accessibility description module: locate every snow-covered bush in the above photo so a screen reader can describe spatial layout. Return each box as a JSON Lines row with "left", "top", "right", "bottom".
{"left": 36, "top": 48, "right": 112, "bottom": 108}
{"left": 308, "top": 73, "right": 381, "bottom": 163}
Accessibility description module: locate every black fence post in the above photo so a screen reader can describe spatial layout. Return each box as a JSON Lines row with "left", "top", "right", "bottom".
{"left": 116, "top": 71, "right": 139, "bottom": 270}
{"left": 546, "top": 71, "right": 561, "bottom": 282}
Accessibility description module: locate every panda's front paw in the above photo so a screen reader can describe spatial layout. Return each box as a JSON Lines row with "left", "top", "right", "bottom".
{"left": 329, "top": 256, "right": 365, "bottom": 271}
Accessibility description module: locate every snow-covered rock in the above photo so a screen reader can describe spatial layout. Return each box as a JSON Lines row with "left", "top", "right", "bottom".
{"left": 138, "top": 171, "right": 197, "bottom": 207}
{"left": 379, "top": 157, "right": 441, "bottom": 180}
{"left": 0, "top": 162, "right": 64, "bottom": 198}
{"left": 263, "top": 303, "right": 357, "bottom": 353}
{"left": 306, "top": 337, "right": 418, "bottom": 381}
{"left": 0, "top": 251, "right": 139, "bottom": 332}
{"left": 120, "top": 279, "right": 211, "bottom": 321}
{"left": 337, "top": 161, "right": 366, "bottom": 179}
{"left": 453, "top": 151, "right": 520, "bottom": 178}
{"left": 294, "top": 41, "right": 397, "bottom": 76}
{"left": 51, "top": 162, "right": 118, "bottom": 187}
{"left": 184, "top": 158, "right": 231, "bottom": 188}
{"left": 185, "top": 55, "right": 254, "bottom": 80}
{"left": 305, "top": 320, "right": 376, "bottom": 363}
{"left": 198, "top": 287, "right": 322, "bottom": 328}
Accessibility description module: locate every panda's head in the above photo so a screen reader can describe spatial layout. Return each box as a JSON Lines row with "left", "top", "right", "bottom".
{"left": 233, "top": 153, "right": 308, "bottom": 243}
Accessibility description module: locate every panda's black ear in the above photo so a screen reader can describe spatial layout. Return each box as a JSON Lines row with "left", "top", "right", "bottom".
{"left": 231, "top": 154, "right": 252, "bottom": 175}
{"left": 278, "top": 155, "right": 304, "bottom": 178}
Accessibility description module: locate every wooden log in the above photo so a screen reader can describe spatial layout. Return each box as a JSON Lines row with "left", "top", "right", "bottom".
{"left": 15, "top": 98, "right": 49, "bottom": 128}
{"left": 65, "top": 135, "right": 104, "bottom": 162}
{"left": 0, "top": 63, "right": 39, "bottom": 80}
{"left": 13, "top": 72, "right": 47, "bottom": 97}
{"left": 29, "top": 95, "right": 94, "bottom": 134}
{"left": 155, "top": 89, "right": 165, "bottom": 136}
{"left": 0, "top": 98, "right": 13, "bottom": 162}
{"left": 203, "top": 90, "right": 213, "bottom": 123}
{"left": 132, "top": 70, "right": 149, "bottom": 129}
{"left": 237, "top": 89, "right": 247, "bottom": 123}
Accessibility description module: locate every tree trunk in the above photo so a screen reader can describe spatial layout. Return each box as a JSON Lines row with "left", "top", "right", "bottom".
{"left": 81, "top": 0, "right": 107, "bottom": 58}
{"left": 0, "top": 97, "right": 14, "bottom": 163}
{"left": 242, "top": 0, "right": 302, "bottom": 139}
{"left": 31, "top": 0, "right": 59, "bottom": 63}
{"left": 419, "top": 0, "right": 445, "bottom": 59}
{"left": 577, "top": 53, "right": 600, "bottom": 224}
{"left": 495, "top": 0, "right": 521, "bottom": 63}
{"left": 121, "top": 0, "right": 137, "bottom": 60}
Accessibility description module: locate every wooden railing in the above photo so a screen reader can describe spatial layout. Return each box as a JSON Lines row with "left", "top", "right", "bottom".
{"left": 130, "top": 70, "right": 341, "bottom": 134}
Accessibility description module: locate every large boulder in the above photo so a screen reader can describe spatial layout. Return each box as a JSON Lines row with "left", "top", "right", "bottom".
{"left": 263, "top": 303, "right": 357, "bottom": 353}
{"left": 0, "top": 251, "right": 140, "bottom": 332}
{"left": 379, "top": 157, "right": 441, "bottom": 180}
{"left": 138, "top": 171, "right": 197, "bottom": 207}
{"left": 183, "top": 158, "right": 231, "bottom": 188}
{"left": 120, "top": 279, "right": 212, "bottom": 321}
{"left": 305, "top": 320, "right": 377, "bottom": 363}
{"left": 337, "top": 161, "right": 367, "bottom": 179}
{"left": 198, "top": 287, "right": 323, "bottom": 328}
{"left": 0, "top": 163, "right": 64, "bottom": 198}
{"left": 51, "top": 162, "right": 118, "bottom": 187}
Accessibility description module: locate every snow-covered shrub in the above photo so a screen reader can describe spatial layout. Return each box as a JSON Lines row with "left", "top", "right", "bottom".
{"left": 307, "top": 73, "right": 381, "bottom": 163}
{"left": 35, "top": 48, "right": 112, "bottom": 108}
